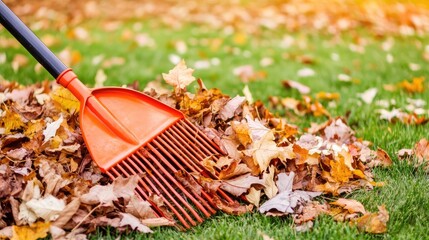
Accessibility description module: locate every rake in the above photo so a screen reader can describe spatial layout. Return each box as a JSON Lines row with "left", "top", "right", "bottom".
{"left": 0, "top": 1, "right": 233, "bottom": 229}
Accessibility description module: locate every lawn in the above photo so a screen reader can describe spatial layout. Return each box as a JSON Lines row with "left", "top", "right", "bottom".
{"left": 1, "top": 1, "right": 429, "bottom": 239}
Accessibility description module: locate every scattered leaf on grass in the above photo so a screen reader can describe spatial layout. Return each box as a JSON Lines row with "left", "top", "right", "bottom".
{"left": 353, "top": 205, "right": 389, "bottom": 234}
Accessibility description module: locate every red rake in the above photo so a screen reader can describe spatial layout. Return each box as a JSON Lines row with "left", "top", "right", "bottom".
{"left": 0, "top": 1, "right": 233, "bottom": 229}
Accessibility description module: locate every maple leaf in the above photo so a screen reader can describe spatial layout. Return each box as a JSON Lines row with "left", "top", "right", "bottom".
{"left": 247, "top": 131, "right": 295, "bottom": 173}
{"left": 80, "top": 183, "right": 116, "bottom": 205}
{"left": 358, "top": 88, "right": 378, "bottom": 104}
{"left": 162, "top": 59, "right": 196, "bottom": 89}
{"left": 12, "top": 221, "right": 50, "bottom": 240}
{"left": 213, "top": 196, "right": 253, "bottom": 215}
{"left": 329, "top": 157, "right": 354, "bottom": 183}
{"left": 175, "top": 170, "right": 203, "bottom": 195}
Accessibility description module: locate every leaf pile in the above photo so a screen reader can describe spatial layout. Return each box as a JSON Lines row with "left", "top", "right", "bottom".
{"left": 149, "top": 61, "right": 390, "bottom": 231}
{"left": 0, "top": 61, "right": 390, "bottom": 239}
{"left": 0, "top": 81, "right": 173, "bottom": 239}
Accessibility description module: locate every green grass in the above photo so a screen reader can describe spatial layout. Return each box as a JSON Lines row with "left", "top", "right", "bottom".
{"left": 1, "top": 19, "right": 429, "bottom": 240}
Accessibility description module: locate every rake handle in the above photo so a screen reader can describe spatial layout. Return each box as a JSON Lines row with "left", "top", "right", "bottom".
{"left": 0, "top": 0, "right": 67, "bottom": 78}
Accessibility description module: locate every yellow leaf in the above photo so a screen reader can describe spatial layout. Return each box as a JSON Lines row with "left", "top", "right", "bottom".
{"left": 3, "top": 109, "right": 25, "bottom": 133}
{"left": 316, "top": 91, "right": 340, "bottom": 101}
{"left": 12, "top": 221, "right": 50, "bottom": 240}
{"left": 50, "top": 87, "right": 80, "bottom": 113}
{"left": 162, "top": 59, "right": 196, "bottom": 89}
{"left": 24, "top": 120, "right": 44, "bottom": 138}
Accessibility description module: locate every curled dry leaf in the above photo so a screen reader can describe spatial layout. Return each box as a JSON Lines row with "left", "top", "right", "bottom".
{"left": 330, "top": 198, "right": 366, "bottom": 214}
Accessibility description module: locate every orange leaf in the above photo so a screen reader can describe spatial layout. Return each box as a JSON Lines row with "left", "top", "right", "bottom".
{"left": 399, "top": 77, "right": 424, "bottom": 93}
{"left": 329, "top": 157, "right": 353, "bottom": 183}
{"left": 353, "top": 205, "right": 389, "bottom": 233}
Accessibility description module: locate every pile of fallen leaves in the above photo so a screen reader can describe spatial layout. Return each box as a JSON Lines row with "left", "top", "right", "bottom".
{"left": 1, "top": 60, "right": 424, "bottom": 239}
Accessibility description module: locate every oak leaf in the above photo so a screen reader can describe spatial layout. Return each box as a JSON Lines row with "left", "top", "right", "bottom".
{"left": 162, "top": 59, "right": 196, "bottom": 89}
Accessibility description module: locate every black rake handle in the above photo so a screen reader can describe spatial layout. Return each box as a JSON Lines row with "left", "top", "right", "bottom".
{"left": 0, "top": 0, "right": 67, "bottom": 78}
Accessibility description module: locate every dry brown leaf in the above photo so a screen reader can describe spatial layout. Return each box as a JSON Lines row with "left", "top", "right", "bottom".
{"left": 245, "top": 187, "right": 262, "bottom": 207}
{"left": 372, "top": 148, "right": 393, "bottom": 167}
{"left": 263, "top": 165, "right": 278, "bottom": 199}
{"left": 353, "top": 205, "right": 389, "bottom": 233}
{"left": 218, "top": 160, "right": 251, "bottom": 180}
{"left": 175, "top": 170, "right": 203, "bottom": 195}
{"left": 119, "top": 213, "right": 152, "bottom": 233}
{"left": 213, "top": 197, "right": 253, "bottom": 215}
{"left": 414, "top": 138, "right": 429, "bottom": 162}
{"left": 126, "top": 195, "right": 158, "bottom": 220}
{"left": 231, "top": 121, "right": 252, "bottom": 146}
{"left": 53, "top": 198, "right": 81, "bottom": 228}
{"left": 218, "top": 173, "right": 265, "bottom": 196}
{"left": 331, "top": 198, "right": 366, "bottom": 214}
